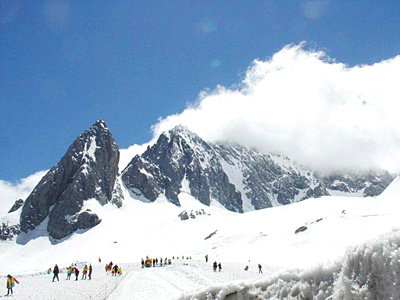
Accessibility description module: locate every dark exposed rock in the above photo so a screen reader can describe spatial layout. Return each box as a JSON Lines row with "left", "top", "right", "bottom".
{"left": 0, "top": 222, "right": 21, "bottom": 241}
{"left": 205, "top": 230, "right": 218, "bottom": 240}
{"left": 19, "top": 120, "right": 122, "bottom": 240}
{"left": 322, "top": 171, "right": 393, "bottom": 197}
{"left": 122, "top": 126, "right": 243, "bottom": 212}
{"left": 178, "top": 211, "right": 189, "bottom": 221}
{"left": 8, "top": 199, "right": 24, "bottom": 213}
{"left": 178, "top": 209, "right": 208, "bottom": 221}
{"left": 121, "top": 125, "right": 393, "bottom": 213}
{"left": 295, "top": 226, "right": 308, "bottom": 234}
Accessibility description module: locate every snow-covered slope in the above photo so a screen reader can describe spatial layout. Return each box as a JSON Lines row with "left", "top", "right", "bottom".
{"left": 121, "top": 125, "right": 393, "bottom": 213}
{"left": 0, "top": 177, "right": 399, "bottom": 299}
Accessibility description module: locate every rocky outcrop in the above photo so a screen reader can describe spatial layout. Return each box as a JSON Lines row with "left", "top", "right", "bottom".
{"left": 0, "top": 222, "right": 21, "bottom": 241}
{"left": 122, "top": 126, "right": 243, "bottom": 212}
{"left": 8, "top": 199, "right": 24, "bottom": 213}
{"left": 19, "top": 120, "right": 122, "bottom": 240}
{"left": 121, "top": 125, "right": 393, "bottom": 213}
{"left": 322, "top": 172, "right": 394, "bottom": 197}
{"left": 178, "top": 209, "right": 209, "bottom": 221}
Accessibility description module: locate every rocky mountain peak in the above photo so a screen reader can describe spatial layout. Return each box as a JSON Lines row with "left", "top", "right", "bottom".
{"left": 19, "top": 120, "right": 122, "bottom": 241}
{"left": 122, "top": 125, "right": 243, "bottom": 211}
{"left": 121, "top": 125, "right": 393, "bottom": 213}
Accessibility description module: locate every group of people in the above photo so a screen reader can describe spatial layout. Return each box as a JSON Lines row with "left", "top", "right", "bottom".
{"left": 205, "top": 254, "right": 222, "bottom": 272}
{"left": 141, "top": 256, "right": 172, "bottom": 268}
{"left": 244, "top": 263, "right": 263, "bottom": 273}
{"left": 212, "top": 261, "right": 222, "bottom": 272}
{"left": 105, "top": 261, "right": 122, "bottom": 276}
{"left": 48, "top": 263, "right": 93, "bottom": 282}
{"left": 205, "top": 254, "right": 263, "bottom": 274}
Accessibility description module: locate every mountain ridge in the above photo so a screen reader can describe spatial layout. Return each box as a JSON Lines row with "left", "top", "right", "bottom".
{"left": 3, "top": 121, "right": 393, "bottom": 241}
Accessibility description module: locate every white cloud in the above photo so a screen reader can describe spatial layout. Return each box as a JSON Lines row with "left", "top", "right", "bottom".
{"left": 151, "top": 43, "right": 400, "bottom": 174}
{"left": 0, "top": 170, "right": 47, "bottom": 215}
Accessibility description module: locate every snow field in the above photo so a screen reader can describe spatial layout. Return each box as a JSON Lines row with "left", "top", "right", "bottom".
{"left": 0, "top": 262, "right": 131, "bottom": 300}
{"left": 1, "top": 177, "right": 400, "bottom": 299}
{"left": 0, "top": 260, "right": 280, "bottom": 300}
{"left": 181, "top": 228, "right": 400, "bottom": 299}
{"left": 110, "top": 260, "right": 281, "bottom": 300}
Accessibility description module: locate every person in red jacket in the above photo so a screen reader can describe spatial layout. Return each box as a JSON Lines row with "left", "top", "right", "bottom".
{"left": 6, "top": 275, "right": 19, "bottom": 295}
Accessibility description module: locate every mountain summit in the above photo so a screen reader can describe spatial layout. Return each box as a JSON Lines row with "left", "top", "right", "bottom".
{"left": 121, "top": 125, "right": 393, "bottom": 212}
{"left": 14, "top": 123, "right": 393, "bottom": 242}
{"left": 19, "top": 120, "right": 122, "bottom": 241}
{"left": 121, "top": 125, "right": 243, "bottom": 211}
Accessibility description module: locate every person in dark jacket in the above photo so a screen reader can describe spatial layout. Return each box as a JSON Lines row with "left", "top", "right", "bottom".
{"left": 258, "top": 264, "right": 263, "bottom": 273}
{"left": 88, "top": 264, "right": 93, "bottom": 280}
{"left": 52, "top": 264, "right": 60, "bottom": 282}
{"left": 74, "top": 267, "right": 79, "bottom": 281}
{"left": 113, "top": 265, "right": 118, "bottom": 276}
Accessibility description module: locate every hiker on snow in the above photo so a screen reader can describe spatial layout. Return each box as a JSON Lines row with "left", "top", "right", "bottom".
{"left": 74, "top": 267, "right": 80, "bottom": 281}
{"left": 82, "top": 264, "right": 88, "bottom": 279}
{"left": 258, "top": 264, "right": 263, "bottom": 274}
{"left": 89, "top": 264, "right": 93, "bottom": 280}
{"left": 213, "top": 261, "right": 218, "bottom": 272}
{"left": 6, "top": 275, "right": 19, "bottom": 295}
{"left": 112, "top": 264, "right": 118, "bottom": 276}
{"left": 53, "top": 264, "right": 60, "bottom": 282}
{"left": 205, "top": 254, "right": 208, "bottom": 263}
{"left": 66, "top": 266, "right": 72, "bottom": 280}
{"left": 218, "top": 263, "right": 222, "bottom": 272}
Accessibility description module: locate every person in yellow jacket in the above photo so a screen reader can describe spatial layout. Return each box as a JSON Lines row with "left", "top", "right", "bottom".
{"left": 6, "top": 275, "right": 19, "bottom": 295}
{"left": 82, "top": 264, "right": 88, "bottom": 280}
{"left": 66, "top": 266, "right": 72, "bottom": 280}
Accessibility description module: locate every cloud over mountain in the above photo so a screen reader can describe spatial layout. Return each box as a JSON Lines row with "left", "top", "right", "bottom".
{"left": 152, "top": 43, "right": 400, "bottom": 174}
{"left": 0, "top": 171, "right": 46, "bottom": 215}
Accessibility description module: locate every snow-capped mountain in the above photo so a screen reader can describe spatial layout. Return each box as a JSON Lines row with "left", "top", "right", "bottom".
{"left": 121, "top": 125, "right": 393, "bottom": 212}
{"left": 5, "top": 121, "right": 393, "bottom": 241}
{"left": 18, "top": 120, "right": 122, "bottom": 241}
{"left": 0, "top": 175, "right": 400, "bottom": 299}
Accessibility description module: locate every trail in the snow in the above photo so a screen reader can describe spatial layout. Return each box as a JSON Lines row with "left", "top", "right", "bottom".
{"left": 0, "top": 262, "right": 131, "bottom": 300}
{"left": 0, "top": 260, "right": 281, "bottom": 300}
{"left": 108, "top": 260, "right": 282, "bottom": 300}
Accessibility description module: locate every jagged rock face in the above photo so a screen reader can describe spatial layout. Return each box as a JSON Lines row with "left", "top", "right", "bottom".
{"left": 121, "top": 125, "right": 393, "bottom": 213}
{"left": 122, "top": 126, "right": 243, "bottom": 212}
{"left": 0, "top": 222, "right": 21, "bottom": 241}
{"left": 20, "top": 120, "right": 121, "bottom": 240}
{"left": 8, "top": 199, "right": 24, "bottom": 213}
{"left": 321, "top": 172, "right": 394, "bottom": 197}
{"left": 214, "top": 144, "right": 330, "bottom": 210}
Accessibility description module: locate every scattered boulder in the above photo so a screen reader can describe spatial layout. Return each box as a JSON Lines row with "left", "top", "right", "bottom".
{"left": 205, "top": 230, "right": 218, "bottom": 240}
{"left": 178, "top": 209, "right": 209, "bottom": 221}
{"left": 178, "top": 211, "right": 189, "bottom": 221}
{"left": 295, "top": 226, "right": 308, "bottom": 234}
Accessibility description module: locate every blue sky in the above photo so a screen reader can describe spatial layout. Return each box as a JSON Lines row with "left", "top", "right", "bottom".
{"left": 1, "top": 1, "right": 400, "bottom": 182}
